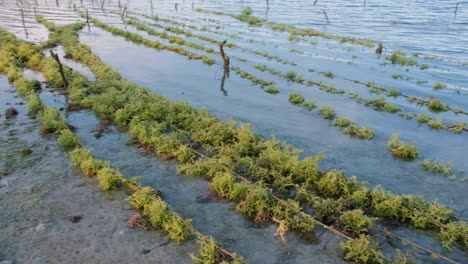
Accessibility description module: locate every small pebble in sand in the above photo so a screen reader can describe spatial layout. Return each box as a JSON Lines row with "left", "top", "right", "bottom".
{"left": 140, "top": 249, "right": 151, "bottom": 254}
{"left": 67, "top": 215, "right": 82, "bottom": 223}
{"left": 4, "top": 107, "right": 18, "bottom": 118}
{"left": 195, "top": 194, "right": 212, "bottom": 204}
{"left": 20, "top": 149, "right": 32, "bottom": 155}
{"left": 35, "top": 223, "right": 46, "bottom": 232}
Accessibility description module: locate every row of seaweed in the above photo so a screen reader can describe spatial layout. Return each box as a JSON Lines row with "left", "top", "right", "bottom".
{"left": 195, "top": 6, "right": 466, "bottom": 93}
{"left": 29, "top": 18, "right": 467, "bottom": 263}
{"left": 384, "top": 131, "right": 465, "bottom": 181}
{"left": 147, "top": 8, "right": 468, "bottom": 117}
{"left": 287, "top": 92, "right": 375, "bottom": 140}
{"left": 283, "top": 91, "right": 465, "bottom": 181}
{"left": 132, "top": 11, "right": 288, "bottom": 58}
{"left": 355, "top": 79, "right": 467, "bottom": 116}
{"left": 75, "top": 14, "right": 288, "bottom": 95}
{"left": 88, "top": 12, "right": 468, "bottom": 137}
{"left": 195, "top": 7, "right": 374, "bottom": 47}
{"left": 165, "top": 12, "right": 468, "bottom": 115}
{"left": 75, "top": 15, "right": 217, "bottom": 65}
{"left": 253, "top": 63, "right": 467, "bottom": 133}
{"left": 109, "top": 4, "right": 467, "bottom": 116}
{"left": 121, "top": 12, "right": 468, "bottom": 127}
{"left": 137, "top": 10, "right": 441, "bottom": 75}
{"left": 309, "top": 67, "right": 467, "bottom": 116}
{"left": 0, "top": 28, "right": 245, "bottom": 264}
{"left": 265, "top": 86, "right": 466, "bottom": 182}
{"left": 103, "top": 11, "right": 468, "bottom": 130}
{"left": 135, "top": 12, "right": 243, "bottom": 40}
{"left": 132, "top": 13, "right": 297, "bottom": 66}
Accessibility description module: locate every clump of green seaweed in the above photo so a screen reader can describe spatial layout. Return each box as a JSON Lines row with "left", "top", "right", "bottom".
{"left": 387, "top": 134, "right": 419, "bottom": 161}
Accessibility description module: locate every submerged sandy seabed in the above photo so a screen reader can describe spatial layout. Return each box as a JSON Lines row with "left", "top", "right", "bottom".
{"left": 0, "top": 77, "right": 195, "bottom": 263}
{"left": 0, "top": 0, "right": 467, "bottom": 263}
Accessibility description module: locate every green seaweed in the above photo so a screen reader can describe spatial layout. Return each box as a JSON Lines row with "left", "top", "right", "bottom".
{"left": 387, "top": 134, "right": 419, "bottom": 161}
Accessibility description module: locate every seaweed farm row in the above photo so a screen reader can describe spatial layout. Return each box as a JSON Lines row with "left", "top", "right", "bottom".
{"left": 1, "top": 0, "right": 467, "bottom": 263}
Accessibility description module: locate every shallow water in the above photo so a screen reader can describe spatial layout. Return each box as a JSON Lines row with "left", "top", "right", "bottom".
{"left": 0, "top": 76, "right": 194, "bottom": 264}
{"left": 77, "top": 26, "right": 468, "bottom": 214}
{"left": 125, "top": 0, "right": 468, "bottom": 90}
{"left": 1, "top": 0, "right": 467, "bottom": 263}
{"left": 67, "top": 110, "right": 347, "bottom": 264}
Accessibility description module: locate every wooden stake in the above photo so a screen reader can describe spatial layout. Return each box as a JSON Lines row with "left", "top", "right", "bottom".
{"left": 20, "top": 8, "right": 28, "bottom": 38}
{"left": 375, "top": 42, "right": 383, "bottom": 55}
{"left": 322, "top": 9, "right": 329, "bottom": 24}
{"left": 219, "top": 40, "right": 230, "bottom": 71}
{"left": 121, "top": 5, "right": 127, "bottom": 21}
{"left": 49, "top": 50, "right": 69, "bottom": 89}
{"left": 266, "top": 0, "right": 269, "bottom": 10}
{"left": 455, "top": 2, "right": 459, "bottom": 17}
{"left": 86, "top": 8, "right": 90, "bottom": 26}
{"left": 20, "top": 8, "right": 26, "bottom": 27}
{"left": 150, "top": 0, "right": 153, "bottom": 16}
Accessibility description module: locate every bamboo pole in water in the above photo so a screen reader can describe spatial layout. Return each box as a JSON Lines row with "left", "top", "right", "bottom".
{"left": 375, "top": 42, "right": 383, "bottom": 55}
{"left": 86, "top": 8, "right": 90, "bottom": 30}
{"left": 219, "top": 40, "right": 230, "bottom": 71}
{"left": 149, "top": 0, "right": 153, "bottom": 16}
{"left": 49, "top": 50, "right": 69, "bottom": 88}
{"left": 20, "top": 8, "right": 26, "bottom": 27}
{"left": 20, "top": 7, "right": 29, "bottom": 38}
{"left": 322, "top": 9, "right": 329, "bottom": 23}
{"left": 121, "top": 4, "right": 127, "bottom": 21}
